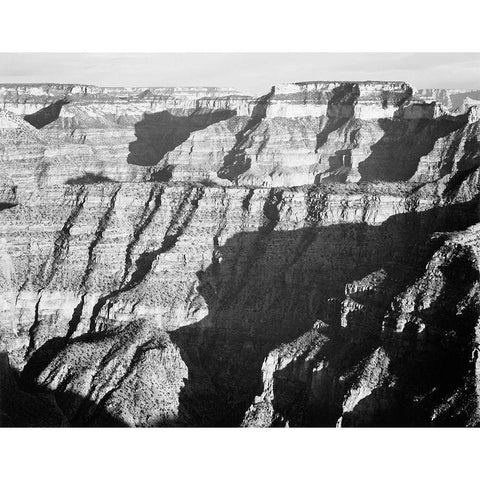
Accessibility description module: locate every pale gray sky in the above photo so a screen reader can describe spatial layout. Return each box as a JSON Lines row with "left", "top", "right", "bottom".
{"left": 0, "top": 53, "right": 479, "bottom": 96}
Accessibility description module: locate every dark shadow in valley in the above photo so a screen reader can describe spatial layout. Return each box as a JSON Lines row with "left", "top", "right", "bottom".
{"left": 171, "top": 195, "right": 480, "bottom": 426}
{"left": 10, "top": 194, "right": 480, "bottom": 427}
{"left": 340, "top": 271, "right": 480, "bottom": 428}
{"left": 266, "top": 200, "right": 480, "bottom": 427}
{"left": 127, "top": 109, "right": 236, "bottom": 167}
{"left": 24, "top": 99, "right": 70, "bottom": 129}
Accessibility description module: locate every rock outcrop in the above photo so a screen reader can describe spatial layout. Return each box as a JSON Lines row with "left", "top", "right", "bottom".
{"left": 2, "top": 81, "right": 479, "bottom": 192}
{"left": 416, "top": 88, "right": 480, "bottom": 111}
{"left": 243, "top": 221, "right": 480, "bottom": 427}
{"left": 0, "top": 81, "right": 479, "bottom": 427}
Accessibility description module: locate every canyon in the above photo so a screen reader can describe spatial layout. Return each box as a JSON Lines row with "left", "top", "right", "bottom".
{"left": 0, "top": 80, "right": 479, "bottom": 427}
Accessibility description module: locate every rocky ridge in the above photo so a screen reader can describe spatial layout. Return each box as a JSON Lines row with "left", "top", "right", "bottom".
{"left": 0, "top": 81, "right": 479, "bottom": 426}
{"left": 1, "top": 81, "right": 479, "bottom": 191}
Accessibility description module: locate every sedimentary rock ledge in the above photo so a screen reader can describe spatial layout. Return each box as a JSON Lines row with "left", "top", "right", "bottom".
{"left": 0, "top": 81, "right": 479, "bottom": 427}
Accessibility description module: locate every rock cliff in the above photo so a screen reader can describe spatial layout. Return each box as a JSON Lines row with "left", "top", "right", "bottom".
{"left": 0, "top": 81, "right": 479, "bottom": 426}
{"left": 416, "top": 88, "right": 480, "bottom": 111}
{"left": 1, "top": 81, "right": 478, "bottom": 192}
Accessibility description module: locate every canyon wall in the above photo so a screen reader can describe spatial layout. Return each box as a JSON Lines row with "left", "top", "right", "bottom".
{"left": 416, "top": 88, "right": 480, "bottom": 111}
{"left": 0, "top": 81, "right": 479, "bottom": 427}
{"left": 2, "top": 81, "right": 479, "bottom": 193}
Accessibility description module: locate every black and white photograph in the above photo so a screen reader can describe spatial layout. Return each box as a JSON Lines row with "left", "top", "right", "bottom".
{"left": 0, "top": 1, "right": 479, "bottom": 478}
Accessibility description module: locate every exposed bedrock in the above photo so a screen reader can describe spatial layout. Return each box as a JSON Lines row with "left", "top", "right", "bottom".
{"left": 243, "top": 222, "right": 480, "bottom": 427}
{"left": 1, "top": 82, "right": 480, "bottom": 427}
{"left": 1, "top": 82, "right": 479, "bottom": 191}
{"left": 127, "top": 109, "right": 236, "bottom": 168}
{"left": 416, "top": 88, "right": 480, "bottom": 111}
{"left": 0, "top": 164, "right": 478, "bottom": 426}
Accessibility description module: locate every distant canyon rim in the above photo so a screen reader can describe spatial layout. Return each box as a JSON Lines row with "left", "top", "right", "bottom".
{"left": 0, "top": 80, "right": 479, "bottom": 426}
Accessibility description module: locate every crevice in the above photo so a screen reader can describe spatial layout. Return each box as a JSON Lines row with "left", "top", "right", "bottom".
{"left": 66, "top": 293, "right": 86, "bottom": 339}
{"left": 0, "top": 202, "right": 17, "bottom": 212}
{"left": 80, "top": 185, "right": 121, "bottom": 290}
{"left": 213, "top": 187, "right": 230, "bottom": 241}
{"left": 217, "top": 91, "right": 273, "bottom": 181}
{"left": 444, "top": 166, "right": 479, "bottom": 201}
{"left": 260, "top": 188, "right": 283, "bottom": 233}
{"left": 315, "top": 83, "right": 361, "bottom": 152}
{"left": 25, "top": 293, "right": 43, "bottom": 359}
{"left": 242, "top": 188, "right": 255, "bottom": 212}
{"left": 306, "top": 187, "right": 329, "bottom": 225}
{"left": 211, "top": 188, "right": 230, "bottom": 268}
{"left": 42, "top": 187, "right": 87, "bottom": 287}
{"left": 121, "top": 184, "right": 164, "bottom": 285}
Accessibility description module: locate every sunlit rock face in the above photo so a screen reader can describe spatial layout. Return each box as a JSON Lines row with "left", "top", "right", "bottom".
{"left": 0, "top": 81, "right": 479, "bottom": 427}
{"left": 1, "top": 81, "right": 479, "bottom": 192}
{"left": 0, "top": 84, "right": 255, "bottom": 190}
{"left": 416, "top": 88, "right": 480, "bottom": 111}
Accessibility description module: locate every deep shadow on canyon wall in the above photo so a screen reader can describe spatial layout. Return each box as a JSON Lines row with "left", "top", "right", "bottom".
{"left": 10, "top": 191, "right": 480, "bottom": 427}
{"left": 127, "top": 110, "right": 236, "bottom": 169}
{"left": 217, "top": 92, "right": 273, "bottom": 181}
{"left": 24, "top": 99, "right": 70, "bottom": 129}
{"left": 314, "top": 96, "right": 470, "bottom": 184}
{"left": 268, "top": 242, "right": 480, "bottom": 427}
{"left": 359, "top": 112, "right": 468, "bottom": 182}
{"left": 171, "top": 194, "right": 480, "bottom": 426}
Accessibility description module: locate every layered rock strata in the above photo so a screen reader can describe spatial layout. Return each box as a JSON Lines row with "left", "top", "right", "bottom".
{"left": 0, "top": 81, "right": 479, "bottom": 427}
{"left": 1, "top": 81, "right": 479, "bottom": 192}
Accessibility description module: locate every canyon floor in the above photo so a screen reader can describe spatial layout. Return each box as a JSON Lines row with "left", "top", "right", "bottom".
{"left": 0, "top": 81, "right": 479, "bottom": 427}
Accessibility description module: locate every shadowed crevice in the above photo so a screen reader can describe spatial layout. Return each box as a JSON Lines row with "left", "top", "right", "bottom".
{"left": 315, "top": 83, "right": 361, "bottom": 153}
{"left": 217, "top": 91, "right": 273, "bottom": 181}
